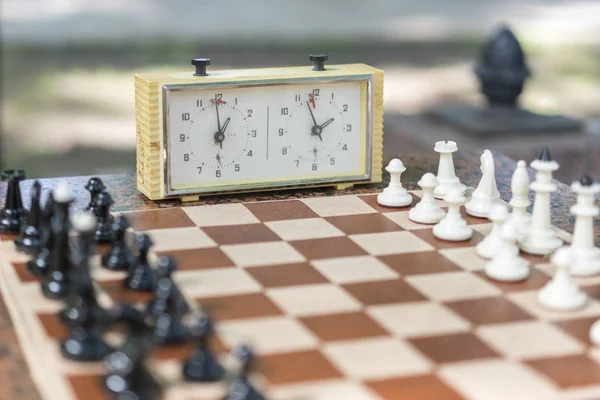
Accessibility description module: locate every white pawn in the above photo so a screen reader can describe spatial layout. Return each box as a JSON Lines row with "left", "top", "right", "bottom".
{"left": 590, "top": 319, "right": 600, "bottom": 346}
{"left": 484, "top": 222, "right": 530, "bottom": 282}
{"left": 465, "top": 149, "right": 500, "bottom": 218}
{"left": 433, "top": 141, "right": 466, "bottom": 199}
{"left": 476, "top": 203, "right": 515, "bottom": 259}
{"left": 377, "top": 158, "right": 413, "bottom": 207}
{"left": 409, "top": 173, "right": 446, "bottom": 224}
{"left": 505, "top": 160, "right": 531, "bottom": 237}
{"left": 54, "top": 180, "right": 74, "bottom": 203}
{"left": 538, "top": 247, "right": 587, "bottom": 311}
{"left": 433, "top": 189, "right": 472, "bottom": 241}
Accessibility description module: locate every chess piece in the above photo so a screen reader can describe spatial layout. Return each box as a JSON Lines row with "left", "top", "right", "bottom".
{"left": 150, "top": 256, "right": 190, "bottom": 315}
{"left": 465, "top": 149, "right": 500, "bottom": 218}
{"left": 183, "top": 313, "right": 225, "bottom": 382}
{"left": 408, "top": 173, "right": 445, "bottom": 224}
{"left": 484, "top": 222, "right": 529, "bottom": 282}
{"left": 102, "top": 216, "right": 133, "bottom": 271}
{"left": 433, "top": 141, "right": 466, "bottom": 199}
{"left": 476, "top": 203, "right": 516, "bottom": 259}
{"left": 27, "top": 192, "right": 55, "bottom": 277}
{"left": 519, "top": 147, "right": 563, "bottom": 255}
{"left": 538, "top": 247, "right": 587, "bottom": 311}
{"left": 504, "top": 160, "right": 531, "bottom": 236}
{"left": 564, "top": 175, "right": 600, "bottom": 276}
{"left": 0, "top": 169, "right": 27, "bottom": 233}
{"left": 433, "top": 189, "right": 472, "bottom": 241}
{"left": 84, "top": 177, "right": 105, "bottom": 216}
{"left": 225, "top": 345, "right": 265, "bottom": 400}
{"left": 590, "top": 319, "right": 600, "bottom": 346}
{"left": 94, "top": 192, "right": 115, "bottom": 243}
{"left": 124, "top": 234, "right": 155, "bottom": 291}
{"left": 15, "top": 180, "right": 42, "bottom": 254}
{"left": 377, "top": 158, "right": 412, "bottom": 207}
{"left": 147, "top": 278, "right": 190, "bottom": 344}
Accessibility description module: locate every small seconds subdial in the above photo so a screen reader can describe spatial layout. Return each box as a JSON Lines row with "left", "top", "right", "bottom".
{"left": 185, "top": 98, "right": 250, "bottom": 172}
{"left": 284, "top": 94, "right": 347, "bottom": 163}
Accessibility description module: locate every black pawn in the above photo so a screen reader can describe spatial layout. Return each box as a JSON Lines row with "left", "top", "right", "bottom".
{"left": 102, "top": 216, "right": 133, "bottom": 270}
{"left": 183, "top": 313, "right": 224, "bottom": 382}
{"left": 124, "top": 234, "right": 154, "bottom": 291}
{"left": 225, "top": 345, "right": 265, "bottom": 400}
{"left": 580, "top": 174, "right": 594, "bottom": 186}
{"left": 84, "top": 177, "right": 105, "bottom": 215}
{"left": 147, "top": 278, "right": 190, "bottom": 344}
{"left": 94, "top": 192, "right": 115, "bottom": 243}
{"left": 27, "top": 192, "right": 55, "bottom": 277}
{"left": 539, "top": 146, "right": 552, "bottom": 162}
{"left": 15, "top": 180, "right": 43, "bottom": 254}
{"left": 150, "top": 256, "right": 189, "bottom": 315}
{"left": 0, "top": 169, "right": 27, "bottom": 234}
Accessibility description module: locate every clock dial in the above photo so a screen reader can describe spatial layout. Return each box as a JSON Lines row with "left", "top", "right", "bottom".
{"left": 166, "top": 80, "right": 366, "bottom": 191}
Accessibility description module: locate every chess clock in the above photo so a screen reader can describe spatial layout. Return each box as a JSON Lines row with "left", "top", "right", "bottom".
{"left": 134, "top": 55, "right": 383, "bottom": 201}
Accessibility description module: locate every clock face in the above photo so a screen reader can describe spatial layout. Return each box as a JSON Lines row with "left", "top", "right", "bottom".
{"left": 165, "top": 79, "right": 369, "bottom": 193}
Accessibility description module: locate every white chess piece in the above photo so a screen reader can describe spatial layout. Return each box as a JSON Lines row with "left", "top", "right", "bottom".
{"left": 409, "top": 173, "right": 446, "bottom": 224}
{"left": 54, "top": 180, "right": 74, "bottom": 203}
{"left": 519, "top": 148, "right": 563, "bottom": 255}
{"left": 465, "top": 150, "right": 500, "bottom": 218}
{"left": 590, "top": 319, "right": 600, "bottom": 346}
{"left": 505, "top": 160, "right": 531, "bottom": 237}
{"left": 377, "top": 158, "right": 413, "bottom": 207}
{"left": 433, "top": 141, "right": 466, "bottom": 199}
{"left": 433, "top": 189, "right": 472, "bottom": 241}
{"left": 476, "top": 203, "right": 516, "bottom": 259}
{"left": 564, "top": 175, "right": 600, "bottom": 276}
{"left": 537, "top": 247, "right": 587, "bottom": 311}
{"left": 484, "top": 222, "right": 530, "bottom": 282}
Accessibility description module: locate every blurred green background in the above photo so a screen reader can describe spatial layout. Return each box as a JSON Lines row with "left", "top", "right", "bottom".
{"left": 1, "top": 0, "right": 599, "bottom": 179}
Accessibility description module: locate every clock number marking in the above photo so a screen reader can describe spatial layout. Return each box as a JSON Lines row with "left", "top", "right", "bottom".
{"left": 278, "top": 128, "right": 284, "bottom": 136}
{"left": 346, "top": 124, "right": 352, "bottom": 132}
{"left": 280, "top": 107, "right": 288, "bottom": 116}
{"left": 247, "top": 109, "right": 253, "bottom": 118}
{"left": 330, "top": 158, "right": 335, "bottom": 165}
{"left": 282, "top": 147, "right": 287, "bottom": 155}
{"left": 235, "top": 164, "right": 240, "bottom": 172}
{"left": 179, "top": 134, "right": 185, "bottom": 142}
{"left": 184, "top": 154, "right": 189, "bottom": 161}
{"left": 247, "top": 150, "right": 253, "bottom": 157}
{"left": 295, "top": 94, "right": 301, "bottom": 102}
{"left": 295, "top": 160, "right": 299, "bottom": 167}
{"left": 312, "top": 163, "right": 318, "bottom": 171}
{"left": 312, "top": 89, "right": 320, "bottom": 97}
{"left": 342, "top": 144, "right": 348, "bottom": 150}
{"left": 251, "top": 130, "right": 257, "bottom": 137}
{"left": 215, "top": 94, "right": 223, "bottom": 101}
{"left": 331, "top": 92, "right": 334, "bottom": 100}
{"left": 196, "top": 99, "right": 202, "bottom": 107}
{"left": 235, "top": 98, "right": 238, "bottom": 105}
{"left": 197, "top": 166, "right": 202, "bottom": 174}
{"left": 216, "top": 170, "right": 221, "bottom": 178}
{"left": 182, "top": 113, "right": 190, "bottom": 121}
{"left": 343, "top": 104, "right": 348, "bottom": 112}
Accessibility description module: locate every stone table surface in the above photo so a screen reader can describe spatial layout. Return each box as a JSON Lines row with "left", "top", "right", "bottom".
{"left": 0, "top": 147, "right": 597, "bottom": 400}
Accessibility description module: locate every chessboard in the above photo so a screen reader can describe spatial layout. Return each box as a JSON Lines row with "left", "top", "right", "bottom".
{"left": 4, "top": 189, "right": 600, "bottom": 400}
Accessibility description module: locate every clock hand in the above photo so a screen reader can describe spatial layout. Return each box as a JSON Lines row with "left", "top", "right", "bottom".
{"left": 306, "top": 100, "right": 318, "bottom": 126}
{"left": 215, "top": 101, "right": 222, "bottom": 132}
{"left": 320, "top": 118, "right": 334, "bottom": 129}
{"left": 216, "top": 153, "right": 222, "bottom": 167}
{"left": 221, "top": 117, "right": 231, "bottom": 134}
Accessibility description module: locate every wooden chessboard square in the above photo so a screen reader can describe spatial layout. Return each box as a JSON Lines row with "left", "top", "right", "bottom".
{"left": 245, "top": 263, "right": 328, "bottom": 288}
{"left": 438, "top": 247, "right": 487, "bottom": 271}
{"left": 244, "top": 200, "right": 319, "bottom": 222}
{"left": 366, "top": 302, "right": 470, "bottom": 338}
{"left": 526, "top": 354, "right": 600, "bottom": 388}
{"left": 382, "top": 211, "right": 437, "bottom": 231}
{"left": 322, "top": 337, "right": 433, "bottom": 380}
{"left": 476, "top": 321, "right": 585, "bottom": 360}
{"left": 182, "top": 203, "right": 260, "bottom": 227}
{"left": 357, "top": 193, "right": 420, "bottom": 213}
{"left": 221, "top": 241, "right": 305, "bottom": 268}
{"left": 366, "top": 374, "right": 464, "bottom": 400}
{"left": 265, "top": 218, "right": 344, "bottom": 241}
{"left": 349, "top": 231, "right": 434, "bottom": 256}
{"left": 410, "top": 228, "right": 485, "bottom": 250}
{"left": 437, "top": 359, "right": 557, "bottom": 400}
{"left": 155, "top": 248, "right": 234, "bottom": 271}
{"left": 553, "top": 316, "right": 600, "bottom": 347}
{"left": 95, "top": 279, "right": 153, "bottom": 303}
{"left": 68, "top": 374, "right": 107, "bottom": 400}
{"left": 378, "top": 251, "right": 462, "bottom": 276}
{"left": 268, "top": 380, "right": 378, "bottom": 400}
{"left": 301, "top": 195, "right": 377, "bottom": 217}
{"left": 11, "top": 261, "right": 38, "bottom": 283}
{"left": 405, "top": 271, "right": 502, "bottom": 302}
{"left": 38, "top": 312, "right": 68, "bottom": 339}
{"left": 341, "top": 279, "right": 427, "bottom": 306}
{"left": 176, "top": 268, "right": 262, "bottom": 299}
{"left": 122, "top": 208, "right": 195, "bottom": 231}
{"left": 266, "top": 283, "right": 361, "bottom": 317}
{"left": 259, "top": 350, "right": 343, "bottom": 385}
{"left": 324, "top": 213, "right": 404, "bottom": 235}
{"left": 217, "top": 316, "right": 318, "bottom": 355}
{"left": 289, "top": 237, "right": 367, "bottom": 260}
{"left": 474, "top": 269, "right": 551, "bottom": 292}
{"left": 195, "top": 293, "right": 284, "bottom": 321}
{"left": 310, "top": 256, "right": 399, "bottom": 284}
{"left": 299, "top": 312, "right": 389, "bottom": 342}
{"left": 0, "top": 233, "right": 18, "bottom": 241}
{"left": 201, "top": 223, "right": 281, "bottom": 245}
{"left": 408, "top": 332, "right": 500, "bottom": 364}
{"left": 144, "top": 227, "right": 216, "bottom": 252}
{"left": 507, "top": 290, "right": 600, "bottom": 322}
{"left": 444, "top": 297, "right": 535, "bottom": 325}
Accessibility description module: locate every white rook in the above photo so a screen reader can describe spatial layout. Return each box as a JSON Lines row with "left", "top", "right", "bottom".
{"left": 433, "top": 141, "right": 465, "bottom": 199}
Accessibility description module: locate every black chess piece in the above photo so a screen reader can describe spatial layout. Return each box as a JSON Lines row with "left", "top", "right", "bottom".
{"left": 225, "top": 345, "right": 265, "bottom": 400}
{"left": 27, "top": 192, "right": 55, "bottom": 277}
{"left": 0, "top": 169, "right": 27, "bottom": 233}
{"left": 84, "top": 177, "right": 105, "bottom": 215}
{"left": 580, "top": 174, "right": 594, "bottom": 186}
{"left": 183, "top": 313, "right": 224, "bottom": 382}
{"left": 15, "top": 180, "right": 42, "bottom": 254}
{"left": 146, "top": 278, "right": 190, "bottom": 344}
{"left": 124, "top": 234, "right": 154, "bottom": 291}
{"left": 149, "top": 256, "right": 190, "bottom": 315}
{"left": 539, "top": 146, "right": 552, "bottom": 162}
{"left": 474, "top": 25, "right": 530, "bottom": 108}
{"left": 94, "top": 191, "right": 115, "bottom": 243}
{"left": 102, "top": 215, "right": 133, "bottom": 270}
